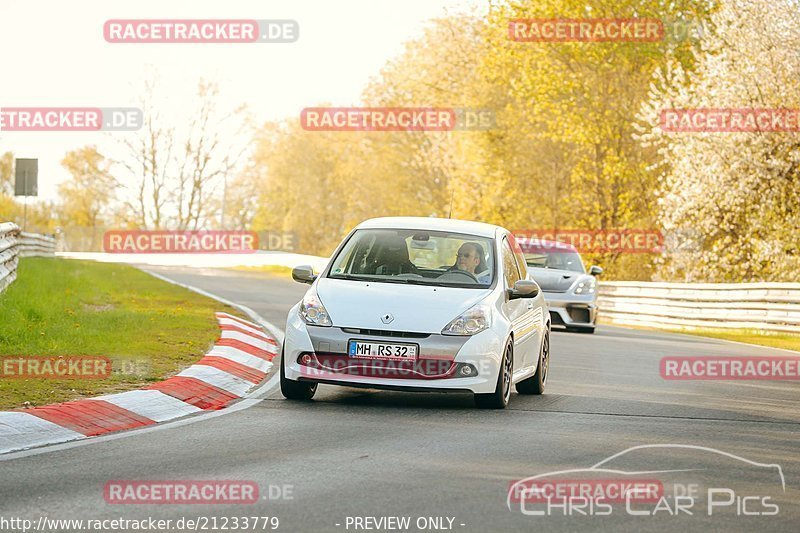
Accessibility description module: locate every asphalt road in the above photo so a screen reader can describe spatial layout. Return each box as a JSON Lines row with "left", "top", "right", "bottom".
{"left": 1, "top": 266, "right": 798, "bottom": 533}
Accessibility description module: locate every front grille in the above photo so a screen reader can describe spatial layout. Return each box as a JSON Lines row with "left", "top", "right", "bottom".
{"left": 340, "top": 328, "right": 430, "bottom": 339}
{"left": 549, "top": 311, "right": 565, "bottom": 326}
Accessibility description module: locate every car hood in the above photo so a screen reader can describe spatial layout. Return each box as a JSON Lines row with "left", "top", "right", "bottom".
{"left": 527, "top": 268, "right": 586, "bottom": 293}
{"left": 316, "top": 278, "right": 492, "bottom": 333}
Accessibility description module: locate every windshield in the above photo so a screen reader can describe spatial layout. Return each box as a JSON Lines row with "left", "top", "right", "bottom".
{"left": 328, "top": 229, "right": 495, "bottom": 288}
{"left": 523, "top": 246, "right": 585, "bottom": 274}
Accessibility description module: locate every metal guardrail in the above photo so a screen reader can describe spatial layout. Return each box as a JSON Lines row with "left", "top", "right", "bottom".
{"left": 0, "top": 223, "right": 56, "bottom": 295}
{"left": 598, "top": 281, "right": 800, "bottom": 333}
{"left": 0, "top": 222, "right": 20, "bottom": 294}
{"left": 19, "top": 231, "right": 57, "bottom": 257}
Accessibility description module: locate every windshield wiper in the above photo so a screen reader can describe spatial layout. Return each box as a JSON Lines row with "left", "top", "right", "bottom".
{"left": 328, "top": 273, "right": 374, "bottom": 282}
{"left": 329, "top": 274, "right": 425, "bottom": 284}
{"left": 329, "top": 274, "right": 486, "bottom": 288}
{"left": 372, "top": 278, "right": 427, "bottom": 285}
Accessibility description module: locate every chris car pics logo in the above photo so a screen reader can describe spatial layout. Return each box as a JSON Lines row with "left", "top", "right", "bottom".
{"left": 507, "top": 444, "right": 784, "bottom": 517}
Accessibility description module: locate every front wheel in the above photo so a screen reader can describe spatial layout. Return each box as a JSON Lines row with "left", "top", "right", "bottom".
{"left": 516, "top": 329, "right": 549, "bottom": 395}
{"left": 280, "top": 348, "right": 317, "bottom": 400}
{"left": 475, "top": 339, "right": 513, "bottom": 409}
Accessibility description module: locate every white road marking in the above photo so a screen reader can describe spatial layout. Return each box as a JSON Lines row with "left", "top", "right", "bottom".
{"left": 91, "top": 390, "right": 202, "bottom": 422}
{"left": 0, "top": 412, "right": 86, "bottom": 454}
{"left": 177, "top": 365, "right": 255, "bottom": 397}
{"left": 216, "top": 313, "right": 264, "bottom": 331}
{"left": 207, "top": 345, "right": 274, "bottom": 372}
{"left": 220, "top": 329, "right": 274, "bottom": 350}
{"left": 216, "top": 316, "right": 269, "bottom": 337}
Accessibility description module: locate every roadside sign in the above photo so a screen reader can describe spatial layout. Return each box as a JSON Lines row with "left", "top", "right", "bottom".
{"left": 14, "top": 158, "right": 38, "bottom": 196}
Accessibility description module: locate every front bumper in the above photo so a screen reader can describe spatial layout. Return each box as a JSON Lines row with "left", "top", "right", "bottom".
{"left": 283, "top": 306, "right": 504, "bottom": 394}
{"left": 542, "top": 291, "right": 597, "bottom": 329}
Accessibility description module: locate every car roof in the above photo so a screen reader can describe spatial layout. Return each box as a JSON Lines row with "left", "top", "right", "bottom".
{"left": 356, "top": 217, "right": 502, "bottom": 238}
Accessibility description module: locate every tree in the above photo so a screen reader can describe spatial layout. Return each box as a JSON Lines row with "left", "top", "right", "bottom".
{"left": 250, "top": 121, "right": 361, "bottom": 255}
{"left": 0, "top": 152, "right": 14, "bottom": 197}
{"left": 473, "top": 0, "right": 709, "bottom": 278}
{"left": 58, "top": 146, "right": 116, "bottom": 250}
{"left": 0, "top": 151, "right": 19, "bottom": 222}
{"left": 112, "top": 77, "right": 173, "bottom": 229}
{"left": 640, "top": 0, "right": 800, "bottom": 282}
{"left": 244, "top": 0, "right": 712, "bottom": 279}
{"left": 173, "top": 81, "right": 249, "bottom": 230}
{"left": 110, "top": 77, "right": 250, "bottom": 230}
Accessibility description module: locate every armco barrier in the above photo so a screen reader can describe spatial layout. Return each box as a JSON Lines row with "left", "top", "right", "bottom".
{"left": 0, "top": 223, "right": 56, "bottom": 295}
{"left": 597, "top": 281, "right": 800, "bottom": 334}
{"left": 19, "top": 231, "right": 57, "bottom": 257}
{"left": 0, "top": 222, "right": 20, "bottom": 294}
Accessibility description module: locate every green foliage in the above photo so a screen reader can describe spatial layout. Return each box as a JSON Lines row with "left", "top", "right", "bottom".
{"left": 247, "top": 1, "right": 713, "bottom": 281}
{"left": 57, "top": 146, "right": 116, "bottom": 250}
{"left": 641, "top": 0, "right": 800, "bottom": 281}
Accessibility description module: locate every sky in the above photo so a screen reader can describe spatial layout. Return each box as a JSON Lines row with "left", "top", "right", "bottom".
{"left": 0, "top": 0, "right": 483, "bottom": 202}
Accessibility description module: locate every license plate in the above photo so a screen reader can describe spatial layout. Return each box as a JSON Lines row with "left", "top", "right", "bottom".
{"left": 348, "top": 340, "right": 418, "bottom": 361}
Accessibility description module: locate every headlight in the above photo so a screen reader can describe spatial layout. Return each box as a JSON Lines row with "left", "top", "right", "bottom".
{"left": 442, "top": 304, "right": 492, "bottom": 336}
{"left": 299, "top": 288, "right": 332, "bottom": 326}
{"left": 574, "top": 278, "right": 596, "bottom": 294}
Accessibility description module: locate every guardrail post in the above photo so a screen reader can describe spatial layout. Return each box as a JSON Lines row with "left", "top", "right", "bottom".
{"left": 0, "top": 222, "right": 57, "bottom": 295}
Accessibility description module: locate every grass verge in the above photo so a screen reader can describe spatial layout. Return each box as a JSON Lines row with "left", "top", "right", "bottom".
{"left": 0, "top": 257, "right": 243, "bottom": 410}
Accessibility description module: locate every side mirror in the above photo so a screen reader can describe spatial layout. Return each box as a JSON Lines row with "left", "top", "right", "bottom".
{"left": 508, "top": 279, "right": 540, "bottom": 300}
{"left": 589, "top": 265, "right": 603, "bottom": 276}
{"left": 292, "top": 265, "right": 317, "bottom": 284}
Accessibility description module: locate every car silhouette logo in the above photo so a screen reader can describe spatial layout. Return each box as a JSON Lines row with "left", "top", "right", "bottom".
{"left": 381, "top": 313, "right": 394, "bottom": 324}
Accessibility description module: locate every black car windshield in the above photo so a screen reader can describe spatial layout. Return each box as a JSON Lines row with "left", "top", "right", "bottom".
{"left": 328, "top": 229, "right": 495, "bottom": 288}
{"left": 523, "top": 245, "right": 586, "bottom": 273}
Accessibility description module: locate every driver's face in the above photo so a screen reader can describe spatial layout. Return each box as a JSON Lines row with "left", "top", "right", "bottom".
{"left": 456, "top": 245, "right": 480, "bottom": 273}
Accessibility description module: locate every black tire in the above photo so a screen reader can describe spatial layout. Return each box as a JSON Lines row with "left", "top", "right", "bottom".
{"left": 516, "top": 329, "right": 549, "bottom": 395}
{"left": 475, "top": 339, "right": 513, "bottom": 409}
{"left": 280, "top": 348, "right": 317, "bottom": 400}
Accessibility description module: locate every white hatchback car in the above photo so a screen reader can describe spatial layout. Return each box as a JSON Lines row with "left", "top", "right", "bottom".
{"left": 281, "top": 217, "right": 551, "bottom": 408}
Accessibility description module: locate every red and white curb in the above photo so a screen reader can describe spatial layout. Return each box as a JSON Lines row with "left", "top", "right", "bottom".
{"left": 0, "top": 312, "right": 277, "bottom": 455}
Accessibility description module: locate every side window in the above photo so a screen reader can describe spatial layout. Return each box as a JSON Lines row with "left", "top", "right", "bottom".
{"left": 508, "top": 233, "right": 528, "bottom": 280}
{"left": 348, "top": 235, "right": 376, "bottom": 274}
{"left": 501, "top": 238, "right": 521, "bottom": 287}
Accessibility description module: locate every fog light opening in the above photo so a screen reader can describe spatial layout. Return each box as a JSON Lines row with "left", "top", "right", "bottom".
{"left": 459, "top": 364, "right": 477, "bottom": 377}
{"left": 300, "top": 353, "right": 314, "bottom": 365}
